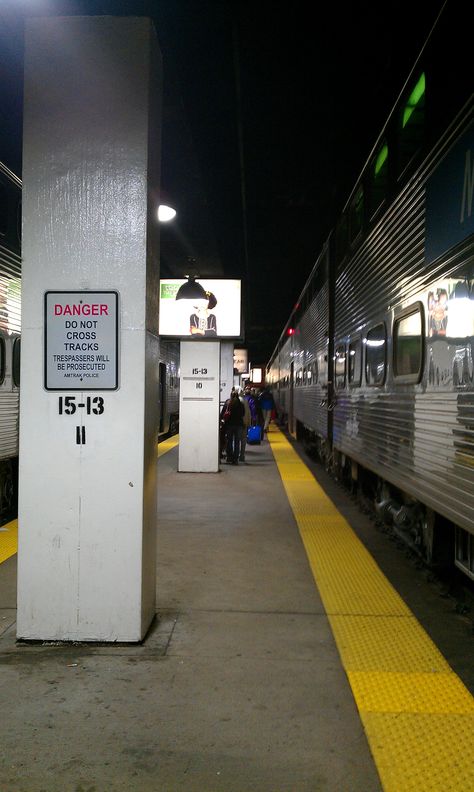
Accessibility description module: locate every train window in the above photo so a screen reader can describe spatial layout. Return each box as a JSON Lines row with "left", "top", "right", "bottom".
{"left": 302, "top": 366, "right": 307, "bottom": 385}
{"left": 368, "top": 139, "right": 388, "bottom": 219}
{"left": 393, "top": 303, "right": 424, "bottom": 381}
{"left": 12, "top": 338, "right": 20, "bottom": 387}
{"left": 349, "top": 185, "right": 364, "bottom": 244}
{"left": 399, "top": 72, "right": 425, "bottom": 175}
{"left": 0, "top": 338, "right": 5, "bottom": 384}
{"left": 335, "top": 345, "right": 346, "bottom": 389}
{"left": 348, "top": 337, "right": 362, "bottom": 386}
{"left": 365, "top": 323, "right": 386, "bottom": 386}
{"left": 0, "top": 183, "right": 7, "bottom": 236}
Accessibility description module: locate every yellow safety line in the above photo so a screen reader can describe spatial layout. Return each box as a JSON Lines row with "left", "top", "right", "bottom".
{"left": 0, "top": 518, "right": 18, "bottom": 564}
{"left": 268, "top": 425, "right": 474, "bottom": 792}
{"left": 158, "top": 434, "right": 179, "bottom": 457}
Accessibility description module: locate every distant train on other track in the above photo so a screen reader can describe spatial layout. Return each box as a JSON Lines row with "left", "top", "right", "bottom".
{"left": 267, "top": 4, "right": 474, "bottom": 580}
{"left": 0, "top": 161, "right": 21, "bottom": 520}
{"left": 0, "top": 164, "right": 179, "bottom": 521}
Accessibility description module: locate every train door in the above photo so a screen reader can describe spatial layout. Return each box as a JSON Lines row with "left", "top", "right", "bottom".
{"left": 158, "top": 362, "right": 166, "bottom": 435}
{"left": 289, "top": 361, "right": 295, "bottom": 437}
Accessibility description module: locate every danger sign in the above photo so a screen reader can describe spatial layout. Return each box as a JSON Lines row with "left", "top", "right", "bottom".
{"left": 44, "top": 291, "right": 119, "bottom": 390}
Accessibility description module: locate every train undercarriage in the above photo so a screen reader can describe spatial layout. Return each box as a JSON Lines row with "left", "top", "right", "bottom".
{"left": 295, "top": 419, "right": 468, "bottom": 581}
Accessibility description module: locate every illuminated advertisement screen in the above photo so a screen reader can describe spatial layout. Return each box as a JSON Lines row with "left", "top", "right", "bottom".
{"left": 159, "top": 279, "right": 242, "bottom": 338}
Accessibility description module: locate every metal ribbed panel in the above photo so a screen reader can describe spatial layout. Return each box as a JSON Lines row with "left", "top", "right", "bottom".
{"left": 0, "top": 218, "right": 21, "bottom": 468}
{"left": 334, "top": 109, "right": 474, "bottom": 536}
{"left": 159, "top": 339, "right": 180, "bottom": 418}
{"left": 272, "top": 335, "right": 293, "bottom": 417}
{"left": 0, "top": 247, "right": 21, "bottom": 335}
{"left": 0, "top": 391, "right": 19, "bottom": 458}
{"left": 269, "top": 250, "right": 330, "bottom": 439}
{"left": 294, "top": 284, "right": 329, "bottom": 438}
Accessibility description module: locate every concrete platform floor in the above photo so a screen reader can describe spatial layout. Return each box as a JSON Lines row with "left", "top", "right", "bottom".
{"left": 1, "top": 437, "right": 385, "bottom": 792}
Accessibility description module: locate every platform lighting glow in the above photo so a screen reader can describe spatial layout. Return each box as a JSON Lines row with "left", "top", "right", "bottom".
{"left": 158, "top": 204, "right": 177, "bottom": 222}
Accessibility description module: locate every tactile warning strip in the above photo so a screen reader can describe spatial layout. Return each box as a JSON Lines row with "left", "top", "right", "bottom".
{"left": 268, "top": 425, "right": 474, "bottom": 791}
{"left": 0, "top": 519, "right": 18, "bottom": 564}
{"left": 157, "top": 434, "right": 179, "bottom": 457}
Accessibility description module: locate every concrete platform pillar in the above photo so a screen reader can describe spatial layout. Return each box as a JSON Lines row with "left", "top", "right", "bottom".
{"left": 17, "top": 16, "right": 162, "bottom": 641}
{"left": 178, "top": 341, "right": 221, "bottom": 473}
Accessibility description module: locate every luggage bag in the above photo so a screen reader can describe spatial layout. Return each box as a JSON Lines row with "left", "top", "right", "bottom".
{"left": 247, "top": 424, "right": 262, "bottom": 445}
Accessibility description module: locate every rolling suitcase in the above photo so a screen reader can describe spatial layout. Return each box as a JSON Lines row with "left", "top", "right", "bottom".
{"left": 247, "top": 424, "right": 262, "bottom": 445}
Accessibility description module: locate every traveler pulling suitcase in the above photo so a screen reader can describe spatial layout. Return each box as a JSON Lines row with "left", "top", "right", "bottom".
{"left": 247, "top": 424, "right": 262, "bottom": 445}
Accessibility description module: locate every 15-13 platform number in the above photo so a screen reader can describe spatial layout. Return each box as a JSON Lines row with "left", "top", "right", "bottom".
{"left": 58, "top": 396, "right": 105, "bottom": 415}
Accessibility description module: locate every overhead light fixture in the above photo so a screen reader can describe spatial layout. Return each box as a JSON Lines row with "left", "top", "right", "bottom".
{"left": 157, "top": 204, "right": 177, "bottom": 222}
{"left": 157, "top": 189, "right": 177, "bottom": 223}
{"left": 175, "top": 275, "right": 208, "bottom": 301}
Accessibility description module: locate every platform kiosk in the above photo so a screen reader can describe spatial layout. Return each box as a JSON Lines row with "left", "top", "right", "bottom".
{"left": 158, "top": 278, "right": 242, "bottom": 472}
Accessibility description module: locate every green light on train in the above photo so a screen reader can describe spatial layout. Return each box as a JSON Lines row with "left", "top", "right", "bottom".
{"left": 402, "top": 72, "right": 425, "bottom": 128}
{"left": 374, "top": 142, "right": 388, "bottom": 176}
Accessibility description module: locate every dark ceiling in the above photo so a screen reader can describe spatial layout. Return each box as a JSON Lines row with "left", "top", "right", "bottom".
{"left": 0, "top": 0, "right": 444, "bottom": 364}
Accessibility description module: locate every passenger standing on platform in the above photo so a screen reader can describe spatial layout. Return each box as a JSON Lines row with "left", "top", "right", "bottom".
{"left": 224, "top": 390, "right": 245, "bottom": 464}
{"left": 219, "top": 394, "right": 231, "bottom": 459}
{"left": 244, "top": 385, "right": 258, "bottom": 425}
{"left": 252, "top": 387, "right": 264, "bottom": 431}
{"left": 258, "top": 386, "right": 275, "bottom": 434}
{"left": 238, "top": 388, "right": 251, "bottom": 463}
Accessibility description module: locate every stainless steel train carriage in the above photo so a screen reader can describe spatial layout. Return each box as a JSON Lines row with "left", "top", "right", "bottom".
{"left": 267, "top": 3, "right": 474, "bottom": 580}
{"left": 0, "top": 161, "right": 21, "bottom": 519}
{"left": 158, "top": 339, "right": 180, "bottom": 437}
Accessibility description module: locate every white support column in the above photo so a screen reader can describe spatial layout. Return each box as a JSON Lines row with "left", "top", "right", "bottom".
{"left": 17, "top": 17, "right": 162, "bottom": 641}
{"left": 178, "top": 341, "right": 220, "bottom": 473}
{"left": 220, "top": 342, "right": 235, "bottom": 408}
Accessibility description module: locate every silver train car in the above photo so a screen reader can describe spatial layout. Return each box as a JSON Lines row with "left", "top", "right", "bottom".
{"left": 0, "top": 161, "right": 21, "bottom": 519}
{"left": 158, "top": 339, "right": 180, "bottom": 437}
{"left": 267, "top": 5, "right": 474, "bottom": 580}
